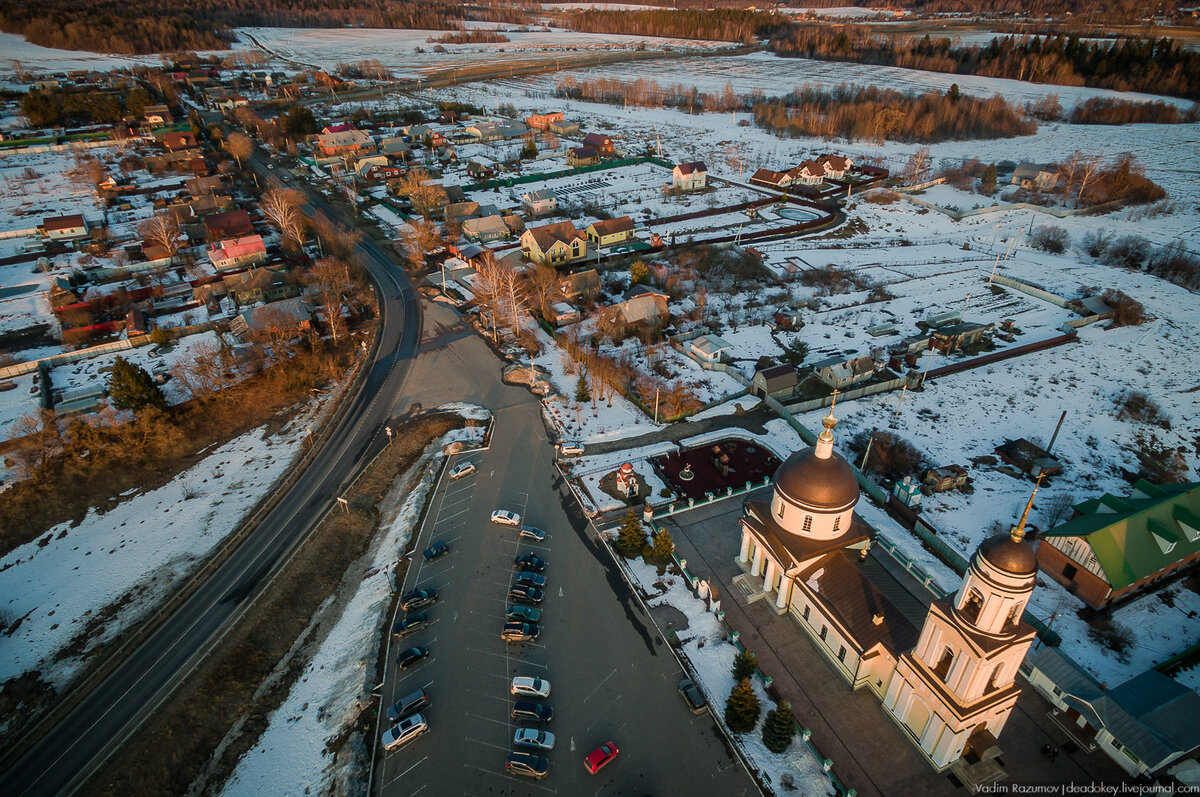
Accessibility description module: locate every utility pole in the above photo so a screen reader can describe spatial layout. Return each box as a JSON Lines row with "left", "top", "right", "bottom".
{"left": 654, "top": 386, "right": 660, "bottom": 424}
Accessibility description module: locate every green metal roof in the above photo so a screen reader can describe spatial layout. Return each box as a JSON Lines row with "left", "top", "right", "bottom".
{"left": 1041, "top": 481, "right": 1200, "bottom": 590}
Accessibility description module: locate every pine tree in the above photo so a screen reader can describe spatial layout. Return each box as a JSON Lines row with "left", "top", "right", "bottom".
{"left": 732, "top": 650, "right": 758, "bottom": 682}
{"left": 615, "top": 509, "right": 646, "bottom": 558}
{"left": 650, "top": 528, "right": 674, "bottom": 560}
{"left": 575, "top": 373, "right": 591, "bottom": 403}
{"left": 762, "top": 700, "right": 797, "bottom": 753}
{"left": 108, "top": 356, "right": 167, "bottom": 412}
{"left": 724, "top": 677, "right": 761, "bottom": 734}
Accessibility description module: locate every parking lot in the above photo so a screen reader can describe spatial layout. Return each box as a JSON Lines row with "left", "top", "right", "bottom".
{"left": 374, "top": 398, "right": 757, "bottom": 796}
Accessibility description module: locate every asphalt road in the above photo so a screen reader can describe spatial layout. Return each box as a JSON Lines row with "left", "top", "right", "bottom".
{"left": 0, "top": 150, "right": 422, "bottom": 796}
{"left": 376, "top": 387, "right": 758, "bottom": 796}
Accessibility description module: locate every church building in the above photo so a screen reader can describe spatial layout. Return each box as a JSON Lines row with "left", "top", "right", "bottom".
{"left": 736, "top": 407, "right": 1040, "bottom": 779}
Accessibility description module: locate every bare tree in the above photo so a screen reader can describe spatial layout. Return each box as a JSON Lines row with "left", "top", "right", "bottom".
{"left": 7, "top": 410, "right": 63, "bottom": 481}
{"left": 308, "top": 257, "right": 350, "bottom": 345}
{"left": 1040, "top": 492, "right": 1076, "bottom": 529}
{"left": 224, "top": 131, "right": 254, "bottom": 167}
{"left": 260, "top": 188, "right": 306, "bottom": 250}
{"left": 527, "top": 264, "right": 560, "bottom": 319}
{"left": 403, "top": 218, "right": 441, "bottom": 270}
{"left": 1076, "top": 154, "right": 1104, "bottom": 207}
{"left": 393, "top": 168, "right": 441, "bottom": 219}
{"left": 138, "top": 212, "right": 182, "bottom": 258}
{"left": 904, "top": 146, "right": 931, "bottom": 186}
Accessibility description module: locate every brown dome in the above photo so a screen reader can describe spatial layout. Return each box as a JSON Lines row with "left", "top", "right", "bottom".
{"left": 773, "top": 447, "right": 860, "bottom": 511}
{"left": 977, "top": 533, "right": 1038, "bottom": 576}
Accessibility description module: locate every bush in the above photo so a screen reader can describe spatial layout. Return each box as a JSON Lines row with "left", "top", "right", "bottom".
{"left": 1101, "top": 289, "right": 1146, "bottom": 326}
{"left": 1080, "top": 229, "right": 1113, "bottom": 259}
{"left": 1102, "top": 235, "right": 1151, "bottom": 269}
{"left": 1116, "top": 390, "right": 1170, "bottom": 429}
{"left": 650, "top": 528, "right": 674, "bottom": 560}
{"left": 149, "top": 327, "right": 170, "bottom": 347}
{"left": 1031, "top": 225, "right": 1069, "bottom": 254}
{"left": 848, "top": 429, "right": 926, "bottom": 481}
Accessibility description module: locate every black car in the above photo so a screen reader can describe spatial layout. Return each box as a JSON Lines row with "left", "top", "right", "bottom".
{"left": 513, "top": 553, "right": 547, "bottom": 572}
{"left": 510, "top": 701, "right": 553, "bottom": 723}
{"left": 386, "top": 688, "right": 429, "bottom": 723}
{"left": 678, "top": 678, "right": 708, "bottom": 715}
{"left": 396, "top": 646, "right": 429, "bottom": 669}
{"left": 392, "top": 613, "right": 429, "bottom": 638}
{"left": 423, "top": 540, "right": 450, "bottom": 561}
{"left": 508, "top": 584, "right": 544, "bottom": 604}
{"left": 400, "top": 588, "right": 438, "bottom": 611}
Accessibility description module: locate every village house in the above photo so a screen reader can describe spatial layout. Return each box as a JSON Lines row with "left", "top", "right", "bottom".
{"left": 522, "top": 189, "right": 557, "bottom": 217}
{"left": 1023, "top": 648, "right": 1200, "bottom": 778}
{"left": 204, "top": 209, "right": 255, "bottom": 241}
{"left": 163, "top": 131, "right": 198, "bottom": 152}
{"left": 925, "top": 464, "right": 969, "bottom": 492}
{"left": 582, "top": 132, "right": 615, "bottom": 156}
{"left": 525, "top": 112, "right": 563, "bottom": 130}
{"left": 749, "top": 168, "right": 793, "bottom": 190}
{"left": 568, "top": 146, "right": 600, "bottom": 168}
{"left": 548, "top": 119, "right": 580, "bottom": 137}
{"left": 186, "top": 175, "right": 224, "bottom": 196}
{"left": 40, "top": 214, "right": 90, "bottom": 241}
{"left": 585, "top": 216, "right": 635, "bottom": 247}
{"left": 143, "top": 105, "right": 173, "bottom": 125}
{"left": 672, "top": 161, "right": 708, "bottom": 192}
{"left": 230, "top": 297, "right": 313, "bottom": 341}
{"left": 752, "top": 363, "right": 799, "bottom": 398}
{"left": 790, "top": 160, "right": 826, "bottom": 186}
{"left": 462, "top": 214, "right": 511, "bottom": 243}
{"left": 1011, "top": 162, "right": 1059, "bottom": 191}
{"left": 817, "top": 154, "right": 853, "bottom": 179}
{"left": 380, "top": 136, "right": 411, "bottom": 162}
{"left": 547, "top": 301, "right": 581, "bottom": 327}
{"left": 317, "top": 127, "right": 373, "bottom": 158}
{"left": 521, "top": 220, "right": 588, "bottom": 267}
{"left": 738, "top": 410, "right": 1042, "bottom": 779}
{"left": 444, "top": 201, "right": 481, "bottom": 227}
{"left": 208, "top": 234, "right": 267, "bottom": 272}
{"left": 1037, "top": 480, "right": 1200, "bottom": 610}
{"left": 770, "top": 306, "right": 806, "bottom": 331}
{"left": 605, "top": 285, "right": 669, "bottom": 334}
{"left": 465, "top": 120, "right": 527, "bottom": 142}
{"left": 467, "top": 157, "right": 495, "bottom": 180}
{"left": 928, "top": 318, "right": 994, "bottom": 353}
{"left": 561, "top": 268, "right": 601, "bottom": 301}
{"left": 994, "top": 438, "right": 1062, "bottom": 480}
{"left": 688, "top": 334, "right": 732, "bottom": 364}
{"left": 812, "top": 355, "right": 879, "bottom": 390}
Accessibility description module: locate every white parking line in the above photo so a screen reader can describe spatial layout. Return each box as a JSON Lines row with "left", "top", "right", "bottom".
{"left": 464, "top": 764, "right": 558, "bottom": 795}
{"left": 464, "top": 736, "right": 509, "bottom": 752}
{"left": 382, "top": 755, "right": 428, "bottom": 787}
{"left": 583, "top": 667, "right": 619, "bottom": 704}
{"left": 464, "top": 712, "right": 511, "bottom": 729}
{"left": 466, "top": 647, "right": 548, "bottom": 668}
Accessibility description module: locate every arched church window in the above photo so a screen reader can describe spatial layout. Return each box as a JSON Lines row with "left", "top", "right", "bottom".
{"left": 803, "top": 515, "right": 812, "bottom": 531}
{"left": 933, "top": 647, "right": 954, "bottom": 682}
{"left": 960, "top": 588, "right": 984, "bottom": 624}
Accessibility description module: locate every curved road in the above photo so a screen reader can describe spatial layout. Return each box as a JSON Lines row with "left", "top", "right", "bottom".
{"left": 0, "top": 150, "right": 421, "bottom": 796}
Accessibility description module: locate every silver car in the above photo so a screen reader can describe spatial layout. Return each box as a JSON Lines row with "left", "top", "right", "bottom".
{"left": 381, "top": 713, "right": 428, "bottom": 751}
{"left": 513, "top": 728, "right": 556, "bottom": 751}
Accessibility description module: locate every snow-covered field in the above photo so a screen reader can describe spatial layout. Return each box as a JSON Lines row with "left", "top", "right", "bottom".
{"left": 237, "top": 26, "right": 729, "bottom": 78}
{"left": 221, "top": 416, "right": 488, "bottom": 797}
{"left": 620, "top": 552, "right": 833, "bottom": 795}
{"left": 0, "top": 402, "right": 322, "bottom": 699}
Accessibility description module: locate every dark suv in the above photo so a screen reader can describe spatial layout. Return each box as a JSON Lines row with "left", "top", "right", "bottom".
{"left": 511, "top": 701, "right": 553, "bottom": 723}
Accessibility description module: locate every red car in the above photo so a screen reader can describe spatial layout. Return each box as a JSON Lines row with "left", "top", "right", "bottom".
{"left": 583, "top": 741, "right": 619, "bottom": 774}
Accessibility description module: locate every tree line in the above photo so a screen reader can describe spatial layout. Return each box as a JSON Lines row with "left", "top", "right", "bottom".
{"left": 555, "top": 8, "right": 789, "bottom": 43}
{"left": 770, "top": 27, "right": 1200, "bottom": 101}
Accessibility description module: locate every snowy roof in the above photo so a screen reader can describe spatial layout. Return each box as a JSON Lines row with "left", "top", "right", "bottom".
{"left": 524, "top": 189, "right": 556, "bottom": 202}
{"left": 690, "top": 334, "right": 732, "bottom": 356}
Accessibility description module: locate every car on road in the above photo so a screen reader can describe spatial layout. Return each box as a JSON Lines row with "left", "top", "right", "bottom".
{"left": 514, "top": 553, "right": 547, "bottom": 572}
{"left": 448, "top": 461, "right": 476, "bottom": 480}
{"left": 519, "top": 525, "right": 546, "bottom": 542}
{"left": 381, "top": 713, "right": 428, "bottom": 751}
{"left": 514, "top": 571, "right": 546, "bottom": 588}
{"left": 508, "top": 585, "right": 544, "bottom": 604}
{"left": 396, "top": 646, "right": 429, "bottom": 670}
{"left": 505, "top": 751, "right": 549, "bottom": 780}
{"left": 506, "top": 605, "right": 541, "bottom": 623}
{"left": 511, "top": 701, "right": 553, "bottom": 723}
{"left": 501, "top": 622, "right": 540, "bottom": 642}
{"left": 511, "top": 676, "right": 551, "bottom": 698}
{"left": 392, "top": 613, "right": 429, "bottom": 638}
{"left": 584, "top": 742, "right": 619, "bottom": 774}
{"left": 386, "top": 688, "right": 429, "bottom": 723}
{"left": 422, "top": 540, "right": 450, "bottom": 561}
{"left": 400, "top": 588, "right": 438, "bottom": 611}
{"left": 678, "top": 678, "right": 708, "bottom": 715}
{"left": 491, "top": 509, "right": 521, "bottom": 526}
{"left": 513, "top": 728, "right": 556, "bottom": 751}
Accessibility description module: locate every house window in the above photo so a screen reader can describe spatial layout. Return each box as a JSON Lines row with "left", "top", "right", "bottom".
{"left": 837, "top": 645, "right": 847, "bottom": 662}
{"left": 1062, "top": 563, "right": 1078, "bottom": 580}
{"left": 819, "top": 625, "right": 828, "bottom": 641}
{"left": 933, "top": 647, "right": 954, "bottom": 682}
{"left": 803, "top": 515, "right": 812, "bottom": 532}
{"left": 832, "top": 515, "right": 840, "bottom": 532}
{"left": 802, "top": 604, "right": 810, "bottom": 621}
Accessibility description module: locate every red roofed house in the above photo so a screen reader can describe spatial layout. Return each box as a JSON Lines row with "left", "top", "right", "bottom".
{"left": 41, "top": 214, "right": 90, "bottom": 241}
{"left": 585, "top": 216, "right": 635, "bottom": 247}
{"left": 749, "top": 168, "right": 793, "bottom": 190}
{"left": 789, "top": 160, "right": 826, "bottom": 186}
{"left": 818, "top": 154, "right": 853, "bottom": 179}
{"left": 317, "top": 128, "right": 373, "bottom": 157}
{"left": 672, "top": 161, "right": 707, "bottom": 191}
{"left": 209, "top": 234, "right": 268, "bottom": 272}
{"left": 163, "top": 131, "right": 198, "bottom": 152}
{"left": 521, "top": 220, "right": 588, "bottom": 267}
{"left": 526, "top": 112, "right": 563, "bottom": 130}
{"left": 582, "top": 133, "right": 615, "bottom": 156}
{"left": 204, "top": 209, "right": 255, "bottom": 241}
{"left": 322, "top": 123, "right": 355, "bottom": 134}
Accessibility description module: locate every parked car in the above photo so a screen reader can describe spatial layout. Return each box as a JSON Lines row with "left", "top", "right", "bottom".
{"left": 583, "top": 742, "right": 619, "bottom": 774}
{"left": 491, "top": 509, "right": 521, "bottom": 526}
{"left": 400, "top": 588, "right": 438, "bottom": 611}
{"left": 519, "top": 525, "right": 546, "bottom": 542}
{"left": 423, "top": 540, "right": 450, "bottom": 561}
{"left": 448, "top": 461, "right": 476, "bottom": 480}
{"left": 678, "top": 678, "right": 708, "bottom": 715}
{"left": 396, "top": 646, "right": 430, "bottom": 670}
{"left": 514, "top": 571, "right": 546, "bottom": 588}
{"left": 559, "top": 442, "right": 585, "bottom": 457}
{"left": 502, "top": 622, "right": 540, "bottom": 642}
{"left": 392, "top": 613, "right": 429, "bottom": 638}
{"left": 508, "top": 585, "right": 544, "bottom": 604}
{"left": 381, "top": 713, "right": 428, "bottom": 751}
{"left": 386, "top": 688, "right": 429, "bottom": 723}
{"left": 514, "top": 553, "right": 547, "bottom": 572}
{"left": 511, "top": 701, "right": 553, "bottom": 723}
{"left": 505, "top": 751, "right": 549, "bottom": 780}
{"left": 506, "top": 605, "right": 541, "bottom": 623}
{"left": 511, "top": 676, "right": 551, "bottom": 698}
{"left": 513, "top": 728, "right": 556, "bottom": 751}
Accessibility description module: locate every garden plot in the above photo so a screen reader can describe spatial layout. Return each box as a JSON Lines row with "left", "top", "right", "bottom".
{"left": 0, "top": 149, "right": 102, "bottom": 235}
